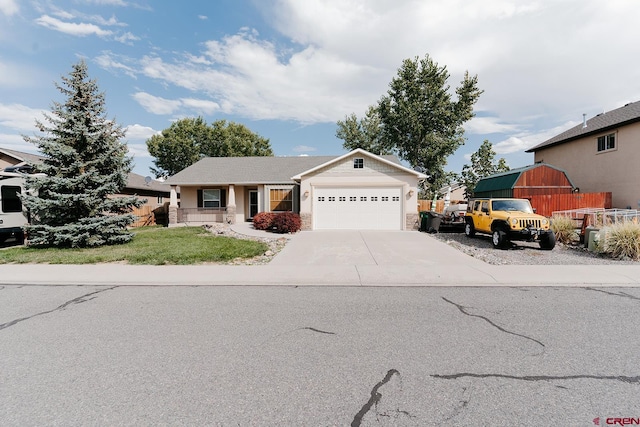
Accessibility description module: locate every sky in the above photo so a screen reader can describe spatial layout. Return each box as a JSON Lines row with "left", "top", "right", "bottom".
{"left": 1, "top": 0, "right": 640, "bottom": 180}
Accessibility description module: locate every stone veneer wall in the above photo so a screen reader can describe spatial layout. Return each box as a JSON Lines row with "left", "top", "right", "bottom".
{"left": 300, "top": 212, "right": 312, "bottom": 230}
{"left": 406, "top": 213, "right": 419, "bottom": 230}
{"left": 225, "top": 205, "right": 236, "bottom": 224}
{"left": 169, "top": 205, "right": 178, "bottom": 226}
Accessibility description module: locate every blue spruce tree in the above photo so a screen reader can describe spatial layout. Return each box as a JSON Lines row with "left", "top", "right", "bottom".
{"left": 22, "top": 60, "right": 143, "bottom": 247}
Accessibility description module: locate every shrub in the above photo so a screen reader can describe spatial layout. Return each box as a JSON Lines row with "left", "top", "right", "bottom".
{"left": 252, "top": 212, "right": 275, "bottom": 230}
{"left": 603, "top": 221, "right": 640, "bottom": 260}
{"left": 272, "top": 212, "right": 302, "bottom": 234}
{"left": 551, "top": 215, "right": 579, "bottom": 244}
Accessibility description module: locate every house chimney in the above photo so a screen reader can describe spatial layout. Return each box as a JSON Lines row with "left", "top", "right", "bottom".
{"left": 582, "top": 113, "right": 587, "bottom": 128}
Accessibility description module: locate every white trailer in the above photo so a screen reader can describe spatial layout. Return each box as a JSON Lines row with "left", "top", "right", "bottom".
{"left": 0, "top": 172, "right": 28, "bottom": 244}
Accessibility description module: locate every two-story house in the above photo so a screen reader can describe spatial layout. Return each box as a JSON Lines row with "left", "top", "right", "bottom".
{"left": 526, "top": 101, "right": 640, "bottom": 209}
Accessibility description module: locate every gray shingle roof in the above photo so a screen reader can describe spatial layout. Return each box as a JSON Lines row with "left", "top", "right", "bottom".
{"left": 165, "top": 154, "right": 403, "bottom": 185}
{"left": 0, "top": 147, "right": 45, "bottom": 164}
{"left": 0, "top": 146, "right": 168, "bottom": 192}
{"left": 165, "top": 156, "right": 338, "bottom": 185}
{"left": 526, "top": 101, "right": 640, "bottom": 152}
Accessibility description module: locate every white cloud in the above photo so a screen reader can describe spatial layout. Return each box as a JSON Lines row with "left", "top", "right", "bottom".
{"left": 86, "top": 0, "right": 128, "bottom": 5}
{"left": 493, "top": 121, "right": 580, "bottom": 154}
{"left": 115, "top": 31, "right": 140, "bottom": 45}
{"left": 132, "top": 92, "right": 181, "bottom": 115}
{"left": 0, "top": 0, "right": 18, "bottom": 16}
{"left": 95, "top": 52, "right": 137, "bottom": 77}
{"left": 132, "top": 92, "right": 223, "bottom": 116}
{"left": 0, "top": 103, "right": 46, "bottom": 131}
{"left": 198, "top": 15, "right": 208, "bottom": 20}
{"left": 35, "top": 15, "right": 113, "bottom": 37}
{"left": 180, "top": 98, "right": 220, "bottom": 115}
{"left": 124, "top": 124, "right": 159, "bottom": 140}
{"left": 292, "top": 145, "right": 317, "bottom": 153}
{"left": 464, "top": 116, "right": 522, "bottom": 135}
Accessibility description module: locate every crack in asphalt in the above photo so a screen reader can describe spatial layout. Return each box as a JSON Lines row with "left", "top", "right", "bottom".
{"left": 432, "top": 372, "right": 640, "bottom": 384}
{"left": 0, "top": 286, "right": 117, "bottom": 331}
{"left": 351, "top": 369, "right": 400, "bottom": 427}
{"left": 442, "top": 387, "right": 470, "bottom": 423}
{"left": 299, "top": 327, "right": 336, "bottom": 335}
{"left": 442, "top": 297, "right": 545, "bottom": 352}
{"left": 585, "top": 287, "right": 640, "bottom": 301}
{"left": 258, "top": 326, "right": 337, "bottom": 346}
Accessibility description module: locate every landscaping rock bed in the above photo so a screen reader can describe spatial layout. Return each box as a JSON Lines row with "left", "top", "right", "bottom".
{"left": 203, "top": 224, "right": 289, "bottom": 265}
{"left": 430, "top": 231, "right": 639, "bottom": 265}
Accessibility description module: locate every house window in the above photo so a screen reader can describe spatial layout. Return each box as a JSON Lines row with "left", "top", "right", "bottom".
{"left": 597, "top": 133, "right": 616, "bottom": 152}
{"left": 203, "top": 189, "right": 221, "bottom": 208}
{"left": 354, "top": 158, "right": 364, "bottom": 169}
{"left": 270, "top": 189, "right": 293, "bottom": 211}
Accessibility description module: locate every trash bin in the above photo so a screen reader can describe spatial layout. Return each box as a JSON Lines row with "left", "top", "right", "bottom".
{"left": 419, "top": 211, "right": 442, "bottom": 233}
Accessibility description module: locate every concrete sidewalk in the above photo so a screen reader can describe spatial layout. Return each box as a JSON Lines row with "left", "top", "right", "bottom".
{"left": 1, "top": 229, "right": 639, "bottom": 287}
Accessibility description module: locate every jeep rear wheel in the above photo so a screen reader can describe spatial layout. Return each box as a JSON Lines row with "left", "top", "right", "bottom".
{"left": 464, "top": 221, "right": 475, "bottom": 238}
{"left": 492, "top": 228, "right": 508, "bottom": 249}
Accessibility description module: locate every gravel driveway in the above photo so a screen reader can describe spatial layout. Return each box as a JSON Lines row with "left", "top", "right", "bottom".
{"left": 430, "top": 231, "right": 639, "bottom": 265}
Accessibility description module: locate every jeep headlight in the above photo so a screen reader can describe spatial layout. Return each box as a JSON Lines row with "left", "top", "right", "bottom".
{"left": 542, "top": 219, "right": 549, "bottom": 226}
{"left": 511, "top": 218, "right": 518, "bottom": 226}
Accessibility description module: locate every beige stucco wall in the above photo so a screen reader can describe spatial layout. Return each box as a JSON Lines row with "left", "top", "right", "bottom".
{"left": 533, "top": 121, "right": 640, "bottom": 209}
{"left": 298, "top": 153, "right": 420, "bottom": 230}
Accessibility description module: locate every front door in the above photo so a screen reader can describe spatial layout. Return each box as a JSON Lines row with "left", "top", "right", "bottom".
{"left": 249, "top": 190, "right": 258, "bottom": 219}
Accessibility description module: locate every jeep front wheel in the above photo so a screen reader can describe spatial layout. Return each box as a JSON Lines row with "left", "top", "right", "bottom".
{"left": 492, "top": 228, "right": 508, "bottom": 249}
{"left": 539, "top": 232, "right": 556, "bottom": 250}
{"left": 464, "top": 221, "right": 475, "bottom": 238}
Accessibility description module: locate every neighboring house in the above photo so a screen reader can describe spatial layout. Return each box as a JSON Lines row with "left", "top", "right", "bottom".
{"left": 0, "top": 147, "right": 169, "bottom": 209}
{"left": 438, "top": 183, "right": 467, "bottom": 202}
{"left": 164, "top": 148, "right": 426, "bottom": 230}
{"left": 526, "top": 101, "right": 640, "bottom": 209}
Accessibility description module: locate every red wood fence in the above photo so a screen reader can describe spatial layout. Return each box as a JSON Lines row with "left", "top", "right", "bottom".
{"left": 525, "top": 193, "right": 612, "bottom": 217}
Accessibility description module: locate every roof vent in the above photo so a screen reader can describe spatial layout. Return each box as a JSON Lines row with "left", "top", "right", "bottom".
{"left": 582, "top": 113, "right": 587, "bottom": 128}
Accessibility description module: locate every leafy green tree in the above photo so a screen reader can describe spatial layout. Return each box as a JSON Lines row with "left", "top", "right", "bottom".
{"left": 460, "top": 140, "right": 510, "bottom": 198}
{"left": 147, "top": 118, "right": 273, "bottom": 178}
{"left": 21, "top": 60, "right": 142, "bottom": 248}
{"left": 378, "top": 55, "right": 482, "bottom": 196}
{"left": 336, "top": 105, "right": 391, "bottom": 155}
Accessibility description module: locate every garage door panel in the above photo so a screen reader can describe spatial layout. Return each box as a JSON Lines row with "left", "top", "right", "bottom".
{"left": 314, "top": 187, "right": 402, "bottom": 230}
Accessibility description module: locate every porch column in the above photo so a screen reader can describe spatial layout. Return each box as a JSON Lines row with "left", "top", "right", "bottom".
{"left": 169, "top": 185, "right": 178, "bottom": 226}
{"left": 226, "top": 184, "right": 236, "bottom": 224}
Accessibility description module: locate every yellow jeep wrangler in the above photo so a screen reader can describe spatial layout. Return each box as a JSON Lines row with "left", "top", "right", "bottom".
{"left": 464, "top": 198, "right": 555, "bottom": 250}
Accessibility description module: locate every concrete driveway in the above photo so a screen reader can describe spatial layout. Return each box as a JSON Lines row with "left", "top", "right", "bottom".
{"left": 270, "top": 230, "right": 482, "bottom": 266}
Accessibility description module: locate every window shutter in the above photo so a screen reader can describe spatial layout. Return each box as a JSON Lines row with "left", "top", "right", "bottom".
{"left": 197, "top": 189, "right": 203, "bottom": 208}
{"left": 220, "top": 189, "right": 227, "bottom": 207}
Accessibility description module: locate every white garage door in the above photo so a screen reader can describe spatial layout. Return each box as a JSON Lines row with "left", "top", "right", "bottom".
{"left": 314, "top": 187, "right": 403, "bottom": 230}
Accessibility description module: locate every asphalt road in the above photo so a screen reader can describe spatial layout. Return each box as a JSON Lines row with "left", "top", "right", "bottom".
{"left": 1, "top": 285, "right": 639, "bottom": 426}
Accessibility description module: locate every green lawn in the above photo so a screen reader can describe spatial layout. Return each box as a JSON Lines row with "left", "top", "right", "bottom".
{"left": 0, "top": 227, "right": 269, "bottom": 265}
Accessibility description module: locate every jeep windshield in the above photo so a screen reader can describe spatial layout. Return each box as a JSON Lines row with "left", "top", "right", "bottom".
{"left": 491, "top": 199, "right": 533, "bottom": 213}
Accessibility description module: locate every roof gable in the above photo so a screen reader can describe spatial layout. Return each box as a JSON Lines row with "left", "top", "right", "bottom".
{"left": 291, "top": 148, "right": 426, "bottom": 180}
{"left": 526, "top": 101, "right": 640, "bottom": 152}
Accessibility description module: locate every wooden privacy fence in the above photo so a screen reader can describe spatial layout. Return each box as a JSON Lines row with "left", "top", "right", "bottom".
{"left": 528, "top": 192, "right": 612, "bottom": 218}
{"left": 130, "top": 205, "right": 156, "bottom": 228}
{"left": 419, "top": 193, "right": 612, "bottom": 218}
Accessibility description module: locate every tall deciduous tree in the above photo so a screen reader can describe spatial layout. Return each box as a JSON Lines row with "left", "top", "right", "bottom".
{"left": 460, "top": 140, "right": 510, "bottom": 198}
{"left": 22, "top": 60, "right": 142, "bottom": 248}
{"left": 378, "top": 55, "right": 482, "bottom": 196}
{"left": 336, "top": 105, "right": 391, "bottom": 155}
{"left": 147, "top": 118, "right": 273, "bottom": 178}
